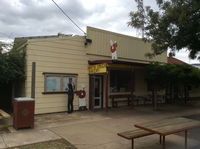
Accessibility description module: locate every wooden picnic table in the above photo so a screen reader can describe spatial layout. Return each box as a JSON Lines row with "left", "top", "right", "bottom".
{"left": 0, "top": 109, "right": 10, "bottom": 130}
{"left": 135, "top": 117, "right": 200, "bottom": 149}
{"left": 0, "top": 109, "right": 10, "bottom": 119}
{"left": 110, "top": 94, "right": 132, "bottom": 107}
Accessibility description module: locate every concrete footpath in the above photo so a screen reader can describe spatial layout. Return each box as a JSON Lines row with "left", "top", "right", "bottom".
{"left": 1, "top": 104, "right": 200, "bottom": 149}
{"left": 0, "top": 129, "right": 60, "bottom": 148}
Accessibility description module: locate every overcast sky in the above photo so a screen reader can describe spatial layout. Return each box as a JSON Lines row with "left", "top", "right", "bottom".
{"left": 0, "top": 0, "right": 199, "bottom": 64}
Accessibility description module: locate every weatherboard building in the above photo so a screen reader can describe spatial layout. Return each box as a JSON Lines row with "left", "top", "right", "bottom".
{"left": 14, "top": 26, "right": 167, "bottom": 114}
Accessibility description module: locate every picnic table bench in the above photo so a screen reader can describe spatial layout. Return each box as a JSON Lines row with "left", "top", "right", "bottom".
{"left": 0, "top": 109, "right": 10, "bottom": 119}
{"left": 117, "top": 129, "right": 154, "bottom": 149}
{"left": 118, "top": 117, "right": 200, "bottom": 149}
{"left": 0, "top": 109, "right": 11, "bottom": 130}
{"left": 110, "top": 94, "right": 132, "bottom": 107}
{"left": 135, "top": 117, "right": 200, "bottom": 149}
{"left": 110, "top": 94, "right": 140, "bottom": 108}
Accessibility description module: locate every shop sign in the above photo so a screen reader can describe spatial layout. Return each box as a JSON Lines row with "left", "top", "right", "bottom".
{"left": 88, "top": 63, "right": 107, "bottom": 74}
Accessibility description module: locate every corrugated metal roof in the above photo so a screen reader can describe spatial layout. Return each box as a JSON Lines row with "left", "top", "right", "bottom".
{"left": 167, "top": 57, "right": 188, "bottom": 64}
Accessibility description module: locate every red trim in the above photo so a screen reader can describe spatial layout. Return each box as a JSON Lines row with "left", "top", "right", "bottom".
{"left": 88, "top": 60, "right": 148, "bottom": 66}
{"left": 88, "top": 60, "right": 113, "bottom": 65}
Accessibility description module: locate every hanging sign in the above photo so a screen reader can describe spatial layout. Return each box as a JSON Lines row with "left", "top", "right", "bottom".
{"left": 88, "top": 63, "right": 107, "bottom": 74}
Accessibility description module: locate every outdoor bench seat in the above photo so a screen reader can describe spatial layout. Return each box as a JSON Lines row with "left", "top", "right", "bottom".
{"left": 110, "top": 94, "right": 137, "bottom": 107}
{"left": 0, "top": 109, "right": 10, "bottom": 119}
{"left": 117, "top": 129, "right": 154, "bottom": 149}
{"left": 0, "top": 124, "right": 10, "bottom": 130}
{"left": 0, "top": 109, "right": 11, "bottom": 131}
{"left": 113, "top": 100, "right": 130, "bottom": 107}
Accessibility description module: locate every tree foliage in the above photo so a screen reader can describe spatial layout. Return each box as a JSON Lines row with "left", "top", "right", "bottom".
{"left": 146, "top": 62, "right": 200, "bottom": 103}
{"left": 129, "top": 0, "right": 200, "bottom": 59}
{"left": 146, "top": 63, "right": 200, "bottom": 87}
{"left": 0, "top": 43, "right": 25, "bottom": 85}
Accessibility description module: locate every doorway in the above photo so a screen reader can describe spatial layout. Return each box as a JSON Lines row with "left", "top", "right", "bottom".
{"left": 93, "top": 76, "right": 103, "bottom": 109}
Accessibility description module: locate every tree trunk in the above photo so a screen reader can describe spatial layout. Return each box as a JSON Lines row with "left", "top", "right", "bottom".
{"left": 152, "top": 88, "right": 157, "bottom": 110}
{"left": 184, "top": 85, "right": 188, "bottom": 104}
{"left": 152, "top": 89, "right": 154, "bottom": 106}
{"left": 11, "top": 82, "right": 15, "bottom": 100}
{"left": 174, "top": 86, "right": 179, "bottom": 103}
{"left": 169, "top": 83, "right": 173, "bottom": 104}
{"left": 165, "top": 87, "right": 168, "bottom": 104}
{"left": 154, "top": 90, "right": 157, "bottom": 110}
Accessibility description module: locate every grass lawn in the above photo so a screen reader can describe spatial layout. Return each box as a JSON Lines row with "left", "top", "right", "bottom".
{"left": 9, "top": 139, "right": 77, "bottom": 149}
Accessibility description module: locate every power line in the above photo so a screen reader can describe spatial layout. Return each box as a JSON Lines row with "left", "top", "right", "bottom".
{"left": 51, "top": 0, "right": 86, "bottom": 35}
{"left": 0, "top": 32, "right": 12, "bottom": 38}
{"left": 0, "top": 32, "right": 18, "bottom": 39}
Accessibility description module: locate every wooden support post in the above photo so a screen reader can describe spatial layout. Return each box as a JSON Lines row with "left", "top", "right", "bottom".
{"left": 152, "top": 88, "right": 158, "bottom": 110}
{"left": 185, "top": 130, "right": 187, "bottom": 149}
{"left": 31, "top": 62, "right": 36, "bottom": 99}
{"left": 160, "top": 135, "right": 162, "bottom": 144}
{"left": 154, "top": 90, "right": 157, "bottom": 110}
{"left": 162, "top": 136, "right": 165, "bottom": 149}
{"left": 132, "top": 138, "right": 134, "bottom": 149}
{"left": 89, "top": 75, "right": 94, "bottom": 111}
{"left": 105, "top": 72, "right": 109, "bottom": 111}
{"left": 130, "top": 69, "right": 134, "bottom": 107}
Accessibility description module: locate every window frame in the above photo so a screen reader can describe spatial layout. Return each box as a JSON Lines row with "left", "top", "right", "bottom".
{"left": 109, "top": 69, "right": 133, "bottom": 94}
{"left": 43, "top": 72, "right": 78, "bottom": 94}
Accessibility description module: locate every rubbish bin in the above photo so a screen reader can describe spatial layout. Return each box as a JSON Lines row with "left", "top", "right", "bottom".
{"left": 13, "top": 97, "right": 35, "bottom": 129}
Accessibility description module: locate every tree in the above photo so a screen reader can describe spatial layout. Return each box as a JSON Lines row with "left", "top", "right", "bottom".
{"left": 129, "top": 0, "right": 200, "bottom": 59}
{"left": 145, "top": 62, "right": 168, "bottom": 110}
{"left": 0, "top": 43, "right": 25, "bottom": 85}
{"left": 0, "top": 41, "right": 25, "bottom": 111}
{"left": 146, "top": 62, "right": 200, "bottom": 109}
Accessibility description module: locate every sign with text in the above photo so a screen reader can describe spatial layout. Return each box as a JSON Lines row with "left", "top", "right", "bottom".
{"left": 88, "top": 63, "right": 107, "bottom": 74}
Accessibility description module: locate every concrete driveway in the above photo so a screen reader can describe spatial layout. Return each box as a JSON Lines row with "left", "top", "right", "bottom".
{"left": 35, "top": 104, "right": 200, "bottom": 149}
{"left": 1, "top": 104, "right": 200, "bottom": 149}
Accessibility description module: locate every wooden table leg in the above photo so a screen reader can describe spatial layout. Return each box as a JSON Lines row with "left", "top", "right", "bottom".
{"left": 128, "top": 97, "right": 130, "bottom": 106}
{"left": 185, "top": 130, "right": 187, "bottom": 149}
{"left": 160, "top": 135, "right": 162, "bottom": 144}
{"left": 162, "top": 136, "right": 165, "bottom": 149}
{"left": 132, "top": 138, "right": 134, "bottom": 149}
{"left": 112, "top": 98, "right": 114, "bottom": 107}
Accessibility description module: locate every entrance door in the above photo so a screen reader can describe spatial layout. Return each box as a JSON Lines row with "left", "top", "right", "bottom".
{"left": 94, "top": 76, "right": 102, "bottom": 109}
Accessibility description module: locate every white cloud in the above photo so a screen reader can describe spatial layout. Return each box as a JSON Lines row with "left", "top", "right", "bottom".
{"left": 174, "top": 50, "right": 200, "bottom": 64}
{"left": 0, "top": 0, "right": 199, "bottom": 64}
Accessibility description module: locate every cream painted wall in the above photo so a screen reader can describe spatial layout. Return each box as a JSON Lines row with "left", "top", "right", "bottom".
{"left": 86, "top": 26, "right": 167, "bottom": 64}
{"left": 190, "top": 87, "right": 200, "bottom": 98}
{"left": 17, "top": 26, "right": 168, "bottom": 113}
{"left": 25, "top": 36, "right": 89, "bottom": 114}
{"left": 134, "top": 68, "right": 149, "bottom": 96}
